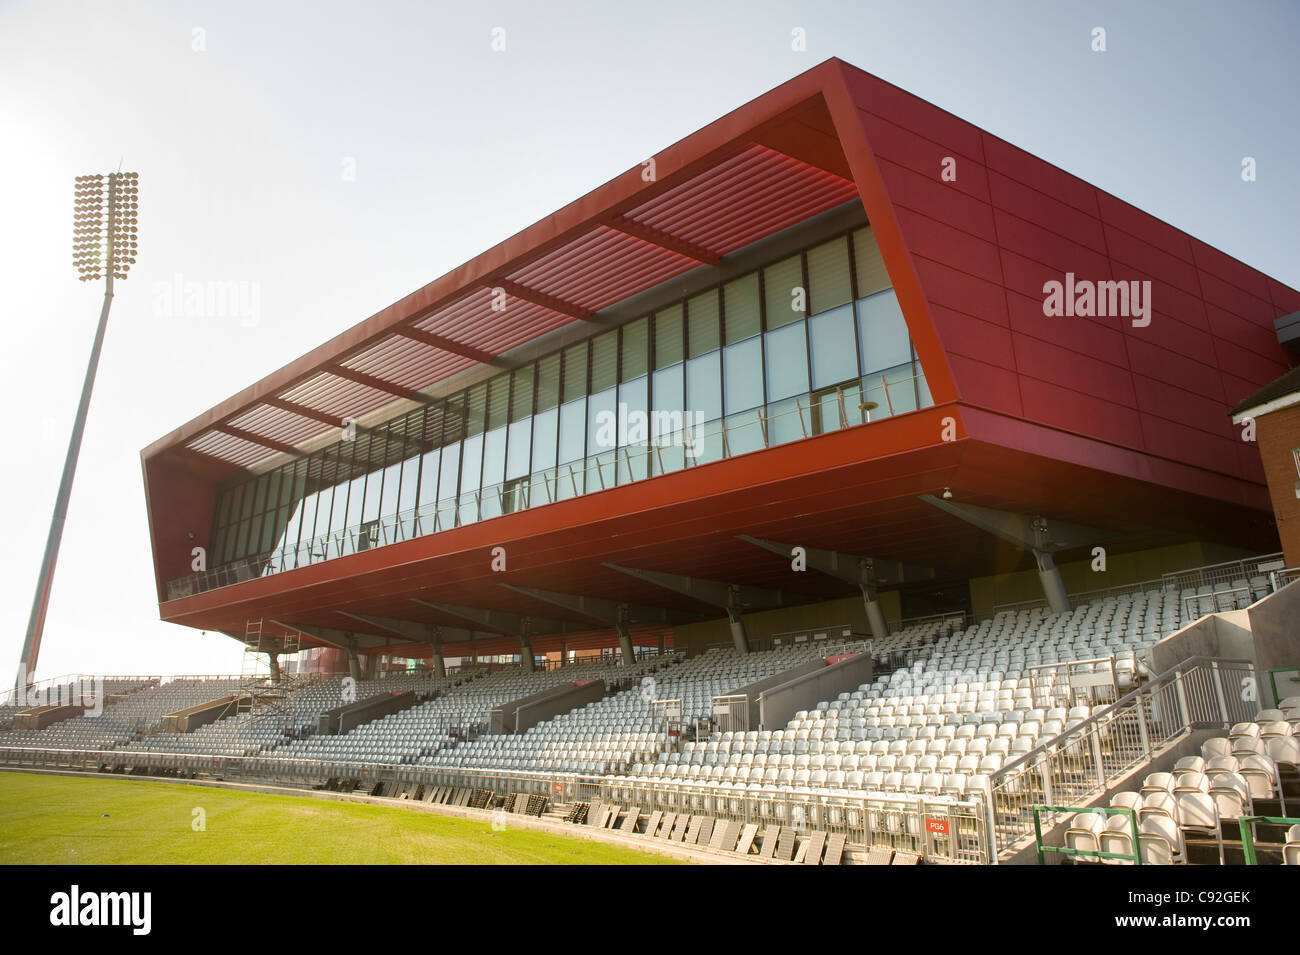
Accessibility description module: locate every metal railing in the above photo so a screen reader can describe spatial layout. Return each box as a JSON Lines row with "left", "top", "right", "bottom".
{"left": 985, "top": 656, "right": 1257, "bottom": 860}
{"left": 1033, "top": 805, "right": 1141, "bottom": 865}
{"left": 0, "top": 744, "right": 987, "bottom": 863}
{"left": 989, "top": 552, "right": 1285, "bottom": 617}
{"left": 166, "top": 371, "right": 932, "bottom": 601}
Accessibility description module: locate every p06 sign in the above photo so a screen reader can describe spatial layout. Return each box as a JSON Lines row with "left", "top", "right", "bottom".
{"left": 925, "top": 818, "right": 949, "bottom": 835}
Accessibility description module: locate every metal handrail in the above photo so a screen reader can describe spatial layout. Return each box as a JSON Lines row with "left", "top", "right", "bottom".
{"left": 989, "top": 552, "right": 1284, "bottom": 617}
{"left": 985, "top": 655, "right": 1256, "bottom": 858}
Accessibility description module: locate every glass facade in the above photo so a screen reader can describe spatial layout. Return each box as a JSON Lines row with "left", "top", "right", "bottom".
{"left": 182, "top": 225, "right": 933, "bottom": 597}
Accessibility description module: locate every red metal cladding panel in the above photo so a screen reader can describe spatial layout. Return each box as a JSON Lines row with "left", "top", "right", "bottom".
{"left": 839, "top": 67, "right": 986, "bottom": 164}
{"left": 1005, "top": 286, "right": 1130, "bottom": 369}
{"left": 1102, "top": 224, "right": 1204, "bottom": 299}
{"left": 1268, "top": 278, "right": 1300, "bottom": 314}
{"left": 1096, "top": 191, "right": 1195, "bottom": 262}
{"left": 1190, "top": 237, "right": 1272, "bottom": 302}
{"left": 875, "top": 157, "right": 997, "bottom": 244}
{"left": 987, "top": 170, "right": 1108, "bottom": 255}
{"left": 928, "top": 303, "right": 1016, "bottom": 372}
{"left": 831, "top": 61, "right": 1293, "bottom": 489}
{"left": 892, "top": 207, "right": 1003, "bottom": 286}
{"left": 853, "top": 111, "right": 990, "bottom": 204}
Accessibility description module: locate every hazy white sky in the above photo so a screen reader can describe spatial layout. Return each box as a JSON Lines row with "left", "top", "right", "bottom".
{"left": 2, "top": 0, "right": 1297, "bottom": 680}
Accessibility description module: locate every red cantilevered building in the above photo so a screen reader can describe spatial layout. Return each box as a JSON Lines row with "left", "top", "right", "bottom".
{"left": 142, "top": 58, "right": 1300, "bottom": 676}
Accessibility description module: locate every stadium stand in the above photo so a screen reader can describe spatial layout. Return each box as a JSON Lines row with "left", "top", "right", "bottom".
{"left": 2, "top": 555, "right": 1296, "bottom": 864}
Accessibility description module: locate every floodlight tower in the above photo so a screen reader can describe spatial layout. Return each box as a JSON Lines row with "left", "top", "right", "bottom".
{"left": 15, "top": 172, "right": 139, "bottom": 689}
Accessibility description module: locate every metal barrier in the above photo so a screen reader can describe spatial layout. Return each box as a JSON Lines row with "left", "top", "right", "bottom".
{"left": 990, "top": 552, "right": 1285, "bottom": 617}
{"left": 1237, "top": 815, "right": 1300, "bottom": 865}
{"left": 986, "top": 656, "right": 1256, "bottom": 860}
{"left": 710, "top": 695, "right": 749, "bottom": 735}
{"left": 0, "top": 745, "right": 989, "bottom": 862}
{"left": 1032, "top": 805, "right": 1141, "bottom": 865}
{"left": 593, "top": 775, "right": 989, "bottom": 863}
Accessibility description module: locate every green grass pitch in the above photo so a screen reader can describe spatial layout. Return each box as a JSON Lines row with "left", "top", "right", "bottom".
{"left": 0, "top": 771, "right": 681, "bottom": 865}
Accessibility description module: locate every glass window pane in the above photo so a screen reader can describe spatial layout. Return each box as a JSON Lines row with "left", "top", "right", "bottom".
{"left": 558, "top": 397, "right": 586, "bottom": 464}
{"left": 531, "top": 407, "right": 558, "bottom": 472}
{"left": 619, "top": 376, "right": 648, "bottom": 447}
{"left": 651, "top": 363, "right": 686, "bottom": 476}
{"left": 764, "top": 255, "right": 805, "bottom": 329}
{"left": 379, "top": 461, "right": 401, "bottom": 518}
{"left": 854, "top": 226, "right": 891, "bottom": 296}
{"left": 587, "top": 386, "right": 617, "bottom": 457}
{"left": 460, "top": 434, "right": 483, "bottom": 493}
{"left": 330, "top": 482, "right": 349, "bottom": 532}
{"left": 347, "top": 473, "right": 366, "bottom": 527}
{"left": 621, "top": 317, "right": 648, "bottom": 381}
{"left": 511, "top": 364, "right": 535, "bottom": 420}
{"left": 808, "top": 236, "right": 852, "bottom": 314}
{"left": 465, "top": 384, "right": 487, "bottom": 437}
{"left": 397, "top": 454, "right": 418, "bottom": 532}
{"left": 438, "top": 444, "right": 461, "bottom": 504}
{"left": 562, "top": 342, "right": 588, "bottom": 402}
{"left": 687, "top": 290, "right": 720, "bottom": 357}
{"left": 536, "top": 353, "right": 561, "bottom": 413}
{"left": 765, "top": 322, "right": 809, "bottom": 401}
{"left": 686, "top": 351, "right": 722, "bottom": 423}
{"left": 506, "top": 419, "right": 531, "bottom": 480}
{"left": 653, "top": 306, "right": 684, "bottom": 369}
{"left": 252, "top": 475, "right": 269, "bottom": 515}
{"left": 724, "top": 273, "right": 761, "bottom": 343}
{"left": 809, "top": 303, "right": 859, "bottom": 388}
{"left": 724, "top": 337, "right": 763, "bottom": 414}
{"left": 725, "top": 410, "right": 765, "bottom": 456}
{"left": 858, "top": 289, "right": 911, "bottom": 374}
{"left": 590, "top": 331, "right": 618, "bottom": 393}
{"left": 264, "top": 471, "right": 281, "bottom": 513}
{"left": 487, "top": 375, "right": 510, "bottom": 430}
{"left": 417, "top": 449, "right": 440, "bottom": 508}
{"left": 481, "top": 427, "right": 507, "bottom": 517}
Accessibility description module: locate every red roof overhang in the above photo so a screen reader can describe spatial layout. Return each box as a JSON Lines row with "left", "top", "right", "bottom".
{"left": 142, "top": 61, "right": 887, "bottom": 476}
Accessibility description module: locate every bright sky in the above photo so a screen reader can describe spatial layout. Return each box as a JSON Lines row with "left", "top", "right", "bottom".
{"left": 2, "top": 0, "right": 1297, "bottom": 681}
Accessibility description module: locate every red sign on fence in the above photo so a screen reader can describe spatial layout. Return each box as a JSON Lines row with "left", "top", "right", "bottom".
{"left": 925, "top": 818, "right": 949, "bottom": 834}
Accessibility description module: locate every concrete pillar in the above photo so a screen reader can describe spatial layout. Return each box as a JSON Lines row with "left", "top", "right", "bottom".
{"left": 658, "top": 633, "right": 666, "bottom": 655}
{"left": 430, "top": 644, "right": 445, "bottom": 678}
{"left": 615, "top": 606, "right": 636, "bottom": 666}
{"left": 519, "top": 634, "right": 535, "bottom": 672}
{"left": 1035, "top": 550, "right": 1071, "bottom": 615}
{"left": 558, "top": 642, "right": 567, "bottom": 668}
{"left": 266, "top": 652, "right": 281, "bottom": 684}
{"left": 345, "top": 636, "right": 361, "bottom": 683}
{"left": 858, "top": 564, "right": 890, "bottom": 641}
{"left": 726, "top": 588, "right": 750, "bottom": 654}
{"left": 861, "top": 588, "right": 890, "bottom": 642}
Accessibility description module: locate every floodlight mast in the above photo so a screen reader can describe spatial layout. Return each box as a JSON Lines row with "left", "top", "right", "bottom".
{"left": 15, "top": 172, "right": 139, "bottom": 690}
